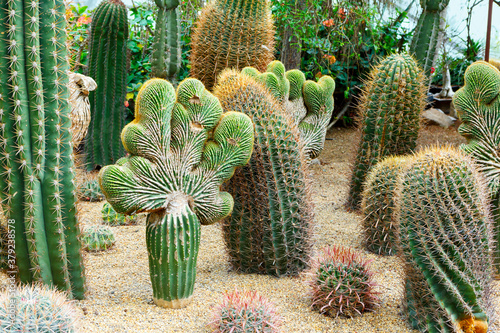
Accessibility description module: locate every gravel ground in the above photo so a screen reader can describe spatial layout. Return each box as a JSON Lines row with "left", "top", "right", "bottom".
{"left": 1, "top": 124, "right": 499, "bottom": 332}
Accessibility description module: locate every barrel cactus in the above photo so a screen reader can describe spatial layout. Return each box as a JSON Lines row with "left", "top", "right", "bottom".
{"left": 397, "top": 146, "right": 495, "bottom": 333}
{"left": 78, "top": 179, "right": 105, "bottom": 202}
{"left": 190, "top": 0, "right": 275, "bottom": 90}
{"left": 242, "top": 60, "right": 335, "bottom": 159}
{"left": 0, "top": 0, "right": 86, "bottom": 299}
{"left": 82, "top": 225, "right": 116, "bottom": 252}
{"left": 215, "top": 70, "right": 313, "bottom": 277}
{"left": 347, "top": 53, "right": 426, "bottom": 210}
{"left": 410, "top": 0, "right": 450, "bottom": 74}
{"left": 85, "top": 0, "right": 128, "bottom": 170}
{"left": 99, "top": 78, "right": 254, "bottom": 308}
{"left": 361, "top": 156, "right": 408, "bottom": 256}
{"left": 102, "top": 202, "right": 137, "bottom": 226}
{"left": 151, "top": 0, "right": 181, "bottom": 81}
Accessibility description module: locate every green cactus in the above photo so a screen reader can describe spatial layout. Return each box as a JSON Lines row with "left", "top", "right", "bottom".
{"left": 214, "top": 70, "right": 313, "bottom": 277}
{"left": 0, "top": 285, "right": 78, "bottom": 332}
{"left": 78, "top": 179, "right": 105, "bottom": 202}
{"left": 0, "top": 222, "right": 7, "bottom": 271}
{"left": 397, "top": 146, "right": 494, "bottom": 333}
{"left": 361, "top": 156, "right": 408, "bottom": 256}
{"left": 99, "top": 78, "right": 254, "bottom": 308}
{"left": 0, "top": 0, "right": 85, "bottom": 299}
{"left": 102, "top": 202, "right": 137, "bottom": 226}
{"left": 347, "top": 53, "right": 426, "bottom": 210}
{"left": 189, "top": 0, "right": 275, "bottom": 90}
{"left": 241, "top": 61, "right": 335, "bottom": 159}
{"left": 82, "top": 225, "right": 116, "bottom": 252}
{"left": 85, "top": 0, "right": 128, "bottom": 170}
{"left": 151, "top": 0, "right": 181, "bottom": 81}
{"left": 410, "top": 0, "right": 450, "bottom": 75}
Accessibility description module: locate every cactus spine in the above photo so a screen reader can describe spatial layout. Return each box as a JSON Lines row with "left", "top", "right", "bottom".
{"left": 99, "top": 78, "right": 254, "bottom": 308}
{"left": 190, "top": 0, "right": 275, "bottom": 90}
{"left": 410, "top": 0, "right": 450, "bottom": 74}
{"left": 151, "top": 0, "right": 181, "bottom": 81}
{"left": 397, "top": 146, "right": 494, "bottom": 333}
{"left": 0, "top": 0, "right": 85, "bottom": 298}
{"left": 85, "top": 0, "right": 128, "bottom": 170}
{"left": 347, "top": 53, "right": 426, "bottom": 210}
{"left": 215, "top": 70, "right": 313, "bottom": 277}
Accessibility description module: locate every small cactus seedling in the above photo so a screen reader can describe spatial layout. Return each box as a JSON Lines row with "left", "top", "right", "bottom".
{"left": 307, "top": 246, "right": 379, "bottom": 318}
{"left": 82, "top": 225, "right": 116, "bottom": 252}
{"left": 99, "top": 78, "right": 254, "bottom": 308}
{"left": 102, "top": 202, "right": 137, "bottom": 226}
{"left": 397, "top": 146, "right": 495, "bottom": 333}
{"left": 361, "top": 156, "right": 409, "bottom": 255}
{"left": 0, "top": 285, "right": 78, "bottom": 332}
{"left": 78, "top": 179, "right": 105, "bottom": 202}
{"left": 210, "top": 289, "right": 282, "bottom": 333}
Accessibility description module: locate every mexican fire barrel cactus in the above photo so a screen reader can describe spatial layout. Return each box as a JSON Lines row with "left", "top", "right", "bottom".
{"left": 410, "top": 0, "right": 450, "bottom": 75}
{"left": 242, "top": 60, "right": 335, "bottom": 159}
{"left": 397, "top": 146, "right": 495, "bottom": 333}
{"left": 214, "top": 70, "right": 314, "bottom": 277}
{"left": 189, "top": 0, "right": 275, "bottom": 90}
{"left": 0, "top": 0, "right": 86, "bottom": 299}
{"left": 453, "top": 61, "right": 500, "bottom": 275}
{"left": 347, "top": 53, "right": 426, "bottom": 210}
{"left": 99, "top": 78, "right": 254, "bottom": 308}
{"left": 361, "top": 156, "right": 408, "bottom": 256}
{"left": 151, "top": 0, "right": 181, "bottom": 81}
{"left": 85, "top": 0, "right": 128, "bottom": 170}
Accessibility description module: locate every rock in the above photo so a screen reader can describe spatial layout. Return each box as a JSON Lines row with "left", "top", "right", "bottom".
{"left": 423, "top": 108, "right": 456, "bottom": 128}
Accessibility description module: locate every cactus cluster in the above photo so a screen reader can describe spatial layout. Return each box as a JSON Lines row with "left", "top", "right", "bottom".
{"left": 190, "top": 0, "right": 275, "bottom": 90}
{"left": 82, "top": 225, "right": 116, "bottom": 252}
{"left": 85, "top": 0, "right": 128, "bottom": 170}
{"left": 397, "top": 146, "right": 495, "bottom": 333}
{"left": 242, "top": 60, "right": 336, "bottom": 159}
{"left": 78, "top": 179, "right": 105, "bottom": 202}
{"left": 215, "top": 70, "right": 313, "bottom": 277}
{"left": 99, "top": 78, "right": 254, "bottom": 307}
{"left": 0, "top": 285, "right": 78, "bottom": 332}
{"left": 361, "top": 156, "right": 408, "bottom": 256}
{"left": 307, "top": 246, "right": 379, "bottom": 318}
{"left": 210, "top": 289, "right": 282, "bottom": 333}
{"left": 102, "top": 202, "right": 137, "bottom": 226}
{"left": 0, "top": 0, "right": 85, "bottom": 299}
{"left": 348, "top": 53, "right": 426, "bottom": 210}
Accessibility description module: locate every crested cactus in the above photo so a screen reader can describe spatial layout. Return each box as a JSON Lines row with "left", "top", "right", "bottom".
{"left": 85, "top": 0, "right": 128, "bottom": 170}
{"left": 242, "top": 60, "right": 335, "bottom": 159}
{"left": 0, "top": 0, "right": 85, "bottom": 299}
{"left": 453, "top": 61, "right": 500, "bottom": 274}
{"left": 151, "top": 0, "right": 181, "bottom": 81}
{"left": 410, "top": 0, "right": 450, "bottom": 74}
{"left": 102, "top": 202, "right": 137, "bottom": 226}
{"left": 361, "top": 156, "right": 408, "bottom": 256}
{"left": 189, "top": 0, "right": 275, "bottom": 90}
{"left": 397, "top": 146, "right": 495, "bottom": 333}
{"left": 347, "top": 53, "right": 426, "bottom": 210}
{"left": 214, "top": 70, "right": 314, "bottom": 277}
{"left": 99, "top": 78, "right": 254, "bottom": 308}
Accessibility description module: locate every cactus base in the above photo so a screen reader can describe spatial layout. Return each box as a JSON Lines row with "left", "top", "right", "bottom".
{"left": 154, "top": 296, "right": 193, "bottom": 309}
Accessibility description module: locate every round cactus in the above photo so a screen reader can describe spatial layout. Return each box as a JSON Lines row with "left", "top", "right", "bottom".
{"left": 82, "top": 225, "right": 116, "bottom": 252}
{"left": 99, "top": 78, "right": 254, "bottom": 307}
{"left": 210, "top": 289, "right": 282, "bottom": 333}
{"left": 361, "top": 156, "right": 409, "bottom": 255}
{"left": 0, "top": 284, "right": 78, "bottom": 332}
{"left": 307, "top": 246, "right": 379, "bottom": 318}
{"left": 78, "top": 179, "right": 105, "bottom": 202}
{"left": 102, "top": 202, "right": 137, "bottom": 226}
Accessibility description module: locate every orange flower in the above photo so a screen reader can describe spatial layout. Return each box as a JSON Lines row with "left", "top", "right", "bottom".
{"left": 322, "top": 18, "right": 334, "bottom": 28}
{"left": 323, "top": 54, "right": 336, "bottom": 64}
{"left": 77, "top": 15, "right": 91, "bottom": 26}
{"left": 338, "top": 8, "right": 346, "bottom": 20}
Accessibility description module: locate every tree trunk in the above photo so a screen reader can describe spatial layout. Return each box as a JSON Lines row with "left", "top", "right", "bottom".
{"left": 281, "top": 26, "right": 302, "bottom": 69}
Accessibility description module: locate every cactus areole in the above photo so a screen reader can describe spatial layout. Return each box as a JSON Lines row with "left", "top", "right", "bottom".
{"left": 0, "top": 0, "right": 86, "bottom": 299}
{"left": 99, "top": 78, "right": 254, "bottom": 308}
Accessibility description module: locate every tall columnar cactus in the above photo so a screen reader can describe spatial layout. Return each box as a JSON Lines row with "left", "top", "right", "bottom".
{"left": 214, "top": 70, "right": 314, "bottom": 277}
{"left": 397, "top": 146, "right": 495, "bottom": 333}
{"left": 361, "top": 156, "right": 408, "bottom": 256}
{"left": 189, "top": 0, "right": 275, "bottom": 90}
{"left": 453, "top": 61, "right": 500, "bottom": 275}
{"left": 410, "top": 0, "right": 450, "bottom": 74}
{"left": 0, "top": 0, "right": 85, "bottom": 299}
{"left": 85, "top": 0, "right": 128, "bottom": 170}
{"left": 241, "top": 60, "right": 335, "bottom": 159}
{"left": 347, "top": 53, "right": 426, "bottom": 210}
{"left": 99, "top": 78, "right": 254, "bottom": 308}
{"left": 151, "top": 0, "right": 181, "bottom": 81}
